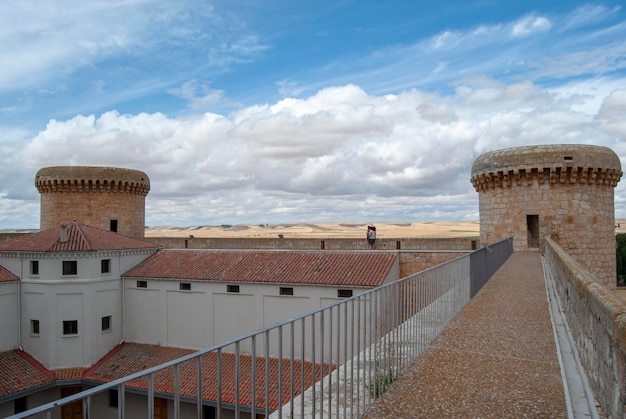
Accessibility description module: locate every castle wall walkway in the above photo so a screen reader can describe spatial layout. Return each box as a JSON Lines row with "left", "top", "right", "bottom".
{"left": 363, "top": 252, "right": 571, "bottom": 418}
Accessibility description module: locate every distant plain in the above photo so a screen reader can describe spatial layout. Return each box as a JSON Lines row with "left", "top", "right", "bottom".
{"left": 145, "top": 219, "right": 626, "bottom": 238}
{"left": 145, "top": 221, "right": 480, "bottom": 238}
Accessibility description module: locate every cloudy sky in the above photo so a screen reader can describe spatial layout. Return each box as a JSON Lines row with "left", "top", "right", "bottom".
{"left": 1, "top": 0, "right": 626, "bottom": 229}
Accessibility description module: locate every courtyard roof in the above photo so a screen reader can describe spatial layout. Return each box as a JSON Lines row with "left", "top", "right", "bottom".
{"left": 0, "top": 343, "right": 332, "bottom": 411}
{"left": 0, "top": 265, "right": 18, "bottom": 282}
{"left": 123, "top": 249, "right": 398, "bottom": 287}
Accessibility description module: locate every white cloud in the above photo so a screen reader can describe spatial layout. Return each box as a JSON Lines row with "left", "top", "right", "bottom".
{"left": 1, "top": 79, "right": 625, "bottom": 228}
{"left": 595, "top": 88, "right": 626, "bottom": 140}
{"left": 167, "top": 80, "right": 224, "bottom": 109}
{"left": 511, "top": 15, "right": 552, "bottom": 38}
{"left": 276, "top": 80, "right": 306, "bottom": 97}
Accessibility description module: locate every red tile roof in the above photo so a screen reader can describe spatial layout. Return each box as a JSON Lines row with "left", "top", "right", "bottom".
{"left": 0, "top": 344, "right": 334, "bottom": 411}
{"left": 0, "top": 222, "right": 160, "bottom": 253}
{"left": 0, "top": 350, "right": 54, "bottom": 397}
{"left": 0, "top": 264, "right": 18, "bottom": 282}
{"left": 84, "top": 342, "right": 334, "bottom": 411}
{"left": 124, "top": 250, "right": 397, "bottom": 287}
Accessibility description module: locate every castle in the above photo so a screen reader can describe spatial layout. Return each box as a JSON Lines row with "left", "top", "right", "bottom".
{"left": 0, "top": 143, "right": 621, "bottom": 417}
{"left": 471, "top": 144, "right": 622, "bottom": 288}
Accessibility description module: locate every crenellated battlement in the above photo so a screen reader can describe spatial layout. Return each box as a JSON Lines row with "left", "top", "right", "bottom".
{"left": 35, "top": 166, "right": 150, "bottom": 196}
{"left": 471, "top": 165, "right": 622, "bottom": 191}
{"left": 35, "top": 177, "right": 150, "bottom": 195}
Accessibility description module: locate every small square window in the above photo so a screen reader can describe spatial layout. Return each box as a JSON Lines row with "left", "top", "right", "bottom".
{"left": 180, "top": 282, "right": 191, "bottom": 291}
{"left": 338, "top": 289, "right": 353, "bottom": 298}
{"left": 30, "top": 261, "right": 39, "bottom": 275}
{"left": 227, "top": 284, "right": 240, "bottom": 293}
{"left": 137, "top": 280, "right": 147, "bottom": 288}
{"left": 101, "top": 316, "right": 112, "bottom": 331}
{"left": 62, "top": 260, "right": 77, "bottom": 276}
{"left": 63, "top": 320, "right": 78, "bottom": 335}
{"left": 279, "top": 287, "right": 294, "bottom": 296}
{"left": 101, "top": 259, "right": 111, "bottom": 274}
{"left": 31, "top": 319, "right": 40, "bottom": 335}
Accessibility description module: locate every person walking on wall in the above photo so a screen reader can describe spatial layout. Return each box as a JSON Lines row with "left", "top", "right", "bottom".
{"left": 367, "top": 225, "right": 376, "bottom": 249}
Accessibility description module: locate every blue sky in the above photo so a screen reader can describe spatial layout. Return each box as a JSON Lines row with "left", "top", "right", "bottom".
{"left": 1, "top": 1, "right": 626, "bottom": 228}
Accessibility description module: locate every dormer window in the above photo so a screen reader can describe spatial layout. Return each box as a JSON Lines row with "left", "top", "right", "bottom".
{"left": 62, "top": 261, "right": 77, "bottom": 276}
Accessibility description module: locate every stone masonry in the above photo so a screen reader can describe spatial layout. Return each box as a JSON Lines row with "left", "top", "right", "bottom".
{"left": 35, "top": 166, "right": 150, "bottom": 239}
{"left": 471, "top": 144, "right": 622, "bottom": 288}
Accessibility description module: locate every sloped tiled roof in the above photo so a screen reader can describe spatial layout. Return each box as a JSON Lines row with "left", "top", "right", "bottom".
{"left": 123, "top": 250, "right": 397, "bottom": 287}
{"left": 0, "top": 350, "right": 54, "bottom": 397}
{"left": 0, "top": 264, "right": 19, "bottom": 282}
{"left": 84, "top": 342, "right": 334, "bottom": 411}
{"left": 0, "top": 222, "right": 160, "bottom": 253}
{"left": 0, "top": 344, "right": 334, "bottom": 410}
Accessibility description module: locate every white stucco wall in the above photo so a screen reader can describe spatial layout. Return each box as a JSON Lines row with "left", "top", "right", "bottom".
{"left": 0, "top": 282, "right": 18, "bottom": 351}
{"left": 123, "top": 278, "right": 376, "bottom": 361}
{"left": 0, "top": 249, "right": 156, "bottom": 369}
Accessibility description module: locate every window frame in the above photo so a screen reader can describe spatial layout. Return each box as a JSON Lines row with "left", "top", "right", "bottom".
{"left": 101, "top": 259, "right": 111, "bottom": 274}
{"left": 62, "top": 260, "right": 78, "bottom": 276}
{"left": 30, "top": 319, "right": 40, "bottom": 335}
{"left": 62, "top": 320, "right": 78, "bottom": 336}
{"left": 279, "top": 287, "right": 294, "bottom": 296}
{"left": 101, "top": 315, "right": 112, "bottom": 332}
{"left": 227, "top": 284, "right": 240, "bottom": 293}
{"left": 136, "top": 280, "right": 147, "bottom": 288}
{"left": 29, "top": 260, "right": 39, "bottom": 276}
{"left": 337, "top": 289, "right": 354, "bottom": 298}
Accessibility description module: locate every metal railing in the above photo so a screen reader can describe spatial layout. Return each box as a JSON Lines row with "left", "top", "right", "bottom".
{"left": 10, "top": 238, "right": 511, "bottom": 419}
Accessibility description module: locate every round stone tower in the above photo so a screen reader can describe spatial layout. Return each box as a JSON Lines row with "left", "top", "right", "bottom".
{"left": 470, "top": 144, "right": 622, "bottom": 288}
{"left": 35, "top": 166, "right": 150, "bottom": 239}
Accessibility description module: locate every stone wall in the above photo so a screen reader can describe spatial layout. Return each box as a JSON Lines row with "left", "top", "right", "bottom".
{"left": 544, "top": 237, "right": 626, "bottom": 418}
{"left": 35, "top": 166, "right": 150, "bottom": 239}
{"left": 144, "top": 236, "right": 477, "bottom": 251}
{"left": 471, "top": 144, "right": 622, "bottom": 289}
{"left": 399, "top": 251, "right": 468, "bottom": 277}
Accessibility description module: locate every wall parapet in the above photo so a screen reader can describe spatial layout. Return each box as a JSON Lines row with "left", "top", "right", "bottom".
{"left": 544, "top": 237, "right": 626, "bottom": 418}
{"left": 470, "top": 144, "right": 622, "bottom": 192}
{"left": 35, "top": 166, "right": 150, "bottom": 196}
{"left": 471, "top": 165, "right": 622, "bottom": 191}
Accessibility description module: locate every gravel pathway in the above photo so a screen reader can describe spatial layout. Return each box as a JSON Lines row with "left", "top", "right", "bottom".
{"left": 363, "top": 252, "right": 567, "bottom": 418}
